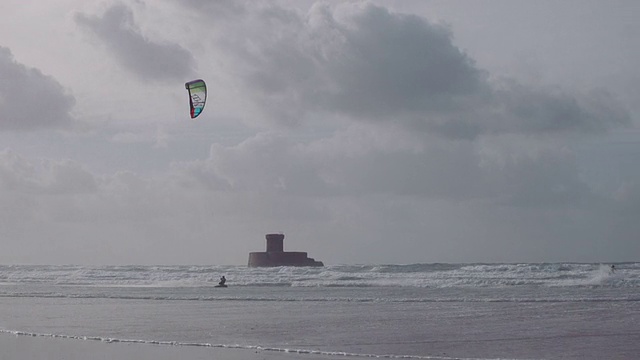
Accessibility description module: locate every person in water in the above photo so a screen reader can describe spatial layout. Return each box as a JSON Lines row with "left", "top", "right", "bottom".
{"left": 610, "top": 265, "right": 616, "bottom": 274}
{"left": 219, "top": 276, "right": 226, "bottom": 286}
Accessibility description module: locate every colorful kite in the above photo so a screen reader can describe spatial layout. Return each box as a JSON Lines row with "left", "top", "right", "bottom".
{"left": 185, "top": 79, "right": 207, "bottom": 119}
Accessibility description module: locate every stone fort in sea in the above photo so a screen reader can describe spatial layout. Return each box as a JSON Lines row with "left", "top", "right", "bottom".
{"left": 248, "top": 233, "right": 323, "bottom": 267}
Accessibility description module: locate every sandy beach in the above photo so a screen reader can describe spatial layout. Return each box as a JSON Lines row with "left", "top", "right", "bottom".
{"left": 0, "top": 333, "right": 347, "bottom": 360}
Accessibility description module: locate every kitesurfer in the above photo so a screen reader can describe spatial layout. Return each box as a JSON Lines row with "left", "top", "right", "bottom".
{"left": 219, "top": 276, "right": 226, "bottom": 286}
{"left": 610, "top": 265, "right": 616, "bottom": 274}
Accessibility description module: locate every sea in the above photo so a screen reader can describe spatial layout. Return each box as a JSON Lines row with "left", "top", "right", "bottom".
{"left": 1, "top": 263, "right": 639, "bottom": 360}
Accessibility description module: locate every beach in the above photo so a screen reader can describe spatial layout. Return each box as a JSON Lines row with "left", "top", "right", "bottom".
{"left": 1, "top": 263, "right": 639, "bottom": 360}
{"left": 3, "top": 322, "right": 639, "bottom": 360}
{"left": 1, "top": 333, "right": 224, "bottom": 360}
{"left": 0, "top": 333, "right": 354, "bottom": 360}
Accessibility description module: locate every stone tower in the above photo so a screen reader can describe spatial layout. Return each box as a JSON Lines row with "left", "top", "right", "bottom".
{"left": 248, "top": 233, "right": 324, "bottom": 267}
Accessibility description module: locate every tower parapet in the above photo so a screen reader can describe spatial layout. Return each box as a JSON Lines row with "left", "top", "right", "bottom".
{"left": 248, "top": 234, "right": 324, "bottom": 267}
{"left": 265, "top": 233, "right": 284, "bottom": 252}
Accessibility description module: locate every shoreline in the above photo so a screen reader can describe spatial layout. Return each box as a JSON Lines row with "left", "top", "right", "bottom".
{"left": 0, "top": 332, "right": 354, "bottom": 360}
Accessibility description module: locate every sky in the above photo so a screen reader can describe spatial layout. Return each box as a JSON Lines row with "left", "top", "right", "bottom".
{"left": 0, "top": 0, "right": 639, "bottom": 265}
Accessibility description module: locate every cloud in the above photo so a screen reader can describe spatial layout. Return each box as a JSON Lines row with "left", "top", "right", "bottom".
{"left": 171, "top": 126, "right": 592, "bottom": 208}
{"left": 488, "top": 82, "right": 631, "bottom": 136}
{"left": 0, "top": 149, "right": 97, "bottom": 195}
{"left": 2, "top": 1, "right": 637, "bottom": 264}
{"left": 176, "top": 0, "right": 246, "bottom": 19}
{"left": 310, "top": 4, "right": 486, "bottom": 117}
{"left": 111, "top": 125, "right": 170, "bottom": 148}
{"left": 164, "top": 128, "right": 640, "bottom": 262}
{"left": 181, "top": 2, "right": 629, "bottom": 139}
{"left": 75, "top": 3, "right": 196, "bottom": 82}
{"left": 0, "top": 47, "right": 76, "bottom": 131}
{"left": 0, "top": 133, "right": 637, "bottom": 264}
{"left": 176, "top": 132, "right": 330, "bottom": 196}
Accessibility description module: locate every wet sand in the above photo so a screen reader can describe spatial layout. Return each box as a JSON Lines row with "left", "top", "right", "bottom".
{"left": 0, "top": 333, "right": 345, "bottom": 360}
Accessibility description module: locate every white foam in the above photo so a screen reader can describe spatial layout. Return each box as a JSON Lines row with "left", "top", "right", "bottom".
{"left": 0, "top": 329, "right": 528, "bottom": 360}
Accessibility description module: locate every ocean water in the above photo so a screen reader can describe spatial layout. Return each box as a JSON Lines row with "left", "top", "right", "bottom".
{"left": 1, "top": 263, "right": 639, "bottom": 359}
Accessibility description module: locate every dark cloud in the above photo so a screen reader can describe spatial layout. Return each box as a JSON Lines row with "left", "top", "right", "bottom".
{"left": 492, "top": 83, "right": 630, "bottom": 135}
{"left": 195, "top": 2, "right": 629, "bottom": 139}
{"left": 2, "top": 1, "right": 637, "bottom": 264}
{"left": 75, "top": 4, "right": 195, "bottom": 81}
{"left": 318, "top": 4, "right": 486, "bottom": 118}
{"left": 423, "top": 83, "right": 631, "bottom": 140}
{"left": 176, "top": 0, "right": 246, "bottom": 19}
{"left": 0, "top": 47, "right": 75, "bottom": 131}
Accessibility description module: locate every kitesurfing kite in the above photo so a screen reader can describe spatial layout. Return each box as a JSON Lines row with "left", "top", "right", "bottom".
{"left": 185, "top": 79, "right": 207, "bottom": 119}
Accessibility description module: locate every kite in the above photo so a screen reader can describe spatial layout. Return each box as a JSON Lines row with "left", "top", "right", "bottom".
{"left": 185, "top": 79, "right": 207, "bottom": 119}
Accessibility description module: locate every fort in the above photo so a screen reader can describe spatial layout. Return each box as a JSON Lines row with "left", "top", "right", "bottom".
{"left": 248, "top": 234, "right": 324, "bottom": 267}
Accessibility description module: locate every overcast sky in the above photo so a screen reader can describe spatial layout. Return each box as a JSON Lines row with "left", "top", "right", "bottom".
{"left": 1, "top": 0, "right": 639, "bottom": 265}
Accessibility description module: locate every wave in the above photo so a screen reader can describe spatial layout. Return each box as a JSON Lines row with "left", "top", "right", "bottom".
{"left": 0, "top": 329, "right": 533, "bottom": 360}
{"left": 0, "top": 263, "right": 638, "bottom": 288}
{"left": 1, "top": 291, "right": 638, "bottom": 303}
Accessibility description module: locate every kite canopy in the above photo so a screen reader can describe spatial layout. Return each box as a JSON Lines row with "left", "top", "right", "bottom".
{"left": 185, "top": 79, "right": 207, "bottom": 119}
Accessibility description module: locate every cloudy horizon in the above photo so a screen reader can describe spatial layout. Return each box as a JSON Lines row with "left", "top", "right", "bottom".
{"left": 1, "top": 0, "right": 639, "bottom": 265}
